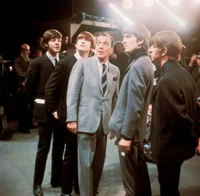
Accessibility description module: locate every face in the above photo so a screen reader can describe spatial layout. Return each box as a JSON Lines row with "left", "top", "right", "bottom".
{"left": 115, "top": 44, "right": 124, "bottom": 55}
{"left": 36, "top": 50, "right": 43, "bottom": 57}
{"left": 75, "top": 37, "right": 92, "bottom": 53}
{"left": 21, "top": 45, "right": 30, "bottom": 57}
{"left": 122, "top": 33, "right": 141, "bottom": 54}
{"left": 38, "top": 37, "right": 43, "bottom": 45}
{"left": 45, "top": 37, "right": 62, "bottom": 55}
{"left": 63, "top": 36, "right": 69, "bottom": 45}
{"left": 95, "top": 35, "right": 113, "bottom": 62}
{"left": 148, "top": 45, "right": 162, "bottom": 67}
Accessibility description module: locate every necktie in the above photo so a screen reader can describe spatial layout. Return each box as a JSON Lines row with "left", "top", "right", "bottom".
{"left": 102, "top": 64, "right": 107, "bottom": 94}
{"left": 54, "top": 58, "right": 58, "bottom": 66}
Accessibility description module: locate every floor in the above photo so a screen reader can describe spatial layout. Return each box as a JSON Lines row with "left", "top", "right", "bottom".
{"left": 0, "top": 127, "right": 200, "bottom": 196}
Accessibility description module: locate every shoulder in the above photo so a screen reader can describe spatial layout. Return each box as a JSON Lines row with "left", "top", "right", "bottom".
{"left": 109, "top": 62, "right": 120, "bottom": 72}
{"left": 14, "top": 56, "right": 22, "bottom": 63}
{"left": 130, "top": 56, "right": 153, "bottom": 71}
{"left": 74, "top": 56, "right": 95, "bottom": 67}
{"left": 29, "top": 55, "right": 48, "bottom": 67}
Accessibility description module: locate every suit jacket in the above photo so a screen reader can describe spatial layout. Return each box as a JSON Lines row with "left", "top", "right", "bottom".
{"left": 25, "top": 53, "right": 64, "bottom": 123}
{"left": 45, "top": 55, "right": 77, "bottom": 123}
{"left": 14, "top": 55, "right": 31, "bottom": 92}
{"left": 109, "top": 55, "right": 154, "bottom": 142}
{"left": 67, "top": 56, "right": 120, "bottom": 134}
{"left": 151, "top": 61, "right": 198, "bottom": 164}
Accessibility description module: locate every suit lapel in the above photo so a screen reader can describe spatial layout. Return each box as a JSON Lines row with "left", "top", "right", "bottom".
{"left": 104, "top": 64, "right": 113, "bottom": 96}
{"left": 44, "top": 54, "right": 55, "bottom": 72}
{"left": 90, "top": 57, "right": 103, "bottom": 93}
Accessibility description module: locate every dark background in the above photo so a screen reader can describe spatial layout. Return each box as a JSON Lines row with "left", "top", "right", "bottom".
{"left": 0, "top": 0, "right": 200, "bottom": 60}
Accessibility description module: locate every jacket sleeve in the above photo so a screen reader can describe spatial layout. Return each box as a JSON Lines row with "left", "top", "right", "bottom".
{"left": 120, "top": 63, "right": 148, "bottom": 139}
{"left": 66, "top": 60, "right": 84, "bottom": 122}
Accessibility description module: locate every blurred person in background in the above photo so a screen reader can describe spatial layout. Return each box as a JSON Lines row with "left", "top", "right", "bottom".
{"left": 14, "top": 43, "right": 32, "bottom": 133}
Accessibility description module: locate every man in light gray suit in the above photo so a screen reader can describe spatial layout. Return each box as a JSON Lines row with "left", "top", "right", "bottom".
{"left": 67, "top": 33, "right": 120, "bottom": 196}
{"left": 109, "top": 23, "right": 154, "bottom": 196}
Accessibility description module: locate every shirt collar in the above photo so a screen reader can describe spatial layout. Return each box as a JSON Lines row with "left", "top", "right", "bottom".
{"left": 74, "top": 51, "right": 83, "bottom": 60}
{"left": 96, "top": 57, "right": 109, "bottom": 69}
{"left": 46, "top": 51, "right": 59, "bottom": 65}
{"left": 20, "top": 54, "right": 28, "bottom": 61}
{"left": 160, "top": 61, "right": 178, "bottom": 77}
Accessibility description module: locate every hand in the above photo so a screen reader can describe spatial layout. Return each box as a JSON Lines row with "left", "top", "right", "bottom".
{"left": 110, "top": 53, "right": 117, "bottom": 60}
{"left": 109, "top": 132, "right": 115, "bottom": 140}
{"left": 67, "top": 121, "right": 77, "bottom": 134}
{"left": 189, "top": 54, "right": 197, "bottom": 67}
{"left": 118, "top": 138, "right": 132, "bottom": 153}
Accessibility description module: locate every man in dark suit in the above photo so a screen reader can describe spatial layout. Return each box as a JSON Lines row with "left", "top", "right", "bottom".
{"left": 14, "top": 43, "right": 32, "bottom": 133}
{"left": 109, "top": 23, "right": 153, "bottom": 196}
{"left": 45, "top": 31, "right": 95, "bottom": 196}
{"left": 67, "top": 33, "right": 120, "bottom": 196}
{"left": 25, "top": 29, "right": 65, "bottom": 196}
{"left": 148, "top": 30, "right": 200, "bottom": 196}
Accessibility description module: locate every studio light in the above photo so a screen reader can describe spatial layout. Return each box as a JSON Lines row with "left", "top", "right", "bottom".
{"left": 155, "top": 0, "right": 185, "bottom": 26}
{"left": 109, "top": 3, "right": 133, "bottom": 24}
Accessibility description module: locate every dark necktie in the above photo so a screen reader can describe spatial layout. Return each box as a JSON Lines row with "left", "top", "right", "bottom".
{"left": 102, "top": 64, "right": 107, "bottom": 94}
{"left": 54, "top": 58, "right": 58, "bottom": 66}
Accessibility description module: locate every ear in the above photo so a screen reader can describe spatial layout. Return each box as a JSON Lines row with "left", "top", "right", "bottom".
{"left": 161, "top": 47, "right": 168, "bottom": 56}
{"left": 137, "top": 39, "right": 144, "bottom": 46}
{"left": 110, "top": 47, "right": 114, "bottom": 55}
{"left": 43, "top": 43, "right": 48, "bottom": 47}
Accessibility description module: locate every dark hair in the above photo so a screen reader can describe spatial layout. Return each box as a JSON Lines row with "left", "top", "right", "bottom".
{"left": 151, "top": 30, "right": 182, "bottom": 61}
{"left": 114, "top": 41, "right": 124, "bottom": 49}
{"left": 76, "top": 31, "right": 95, "bottom": 49}
{"left": 42, "top": 29, "right": 62, "bottom": 44}
{"left": 122, "top": 23, "right": 151, "bottom": 51}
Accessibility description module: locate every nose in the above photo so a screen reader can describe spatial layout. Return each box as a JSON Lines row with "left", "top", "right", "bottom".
{"left": 122, "top": 37, "right": 127, "bottom": 44}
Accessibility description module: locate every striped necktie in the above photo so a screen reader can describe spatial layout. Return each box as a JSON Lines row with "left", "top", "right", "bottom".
{"left": 102, "top": 64, "right": 107, "bottom": 94}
